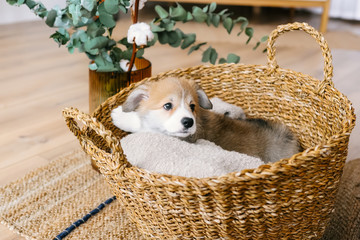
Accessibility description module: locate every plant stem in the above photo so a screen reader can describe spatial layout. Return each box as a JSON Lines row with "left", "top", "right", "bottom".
{"left": 127, "top": 0, "right": 140, "bottom": 74}
{"left": 128, "top": 41, "right": 138, "bottom": 72}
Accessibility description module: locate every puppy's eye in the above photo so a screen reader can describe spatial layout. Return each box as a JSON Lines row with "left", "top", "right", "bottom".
{"left": 190, "top": 104, "right": 195, "bottom": 112}
{"left": 163, "top": 102, "right": 173, "bottom": 111}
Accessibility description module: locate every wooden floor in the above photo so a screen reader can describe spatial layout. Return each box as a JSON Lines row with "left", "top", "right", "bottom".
{"left": 1, "top": 5, "right": 360, "bottom": 239}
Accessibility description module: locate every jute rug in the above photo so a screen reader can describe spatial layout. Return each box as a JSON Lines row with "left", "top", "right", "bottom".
{"left": 1, "top": 149, "right": 359, "bottom": 239}
{"left": 0, "top": 150, "right": 144, "bottom": 240}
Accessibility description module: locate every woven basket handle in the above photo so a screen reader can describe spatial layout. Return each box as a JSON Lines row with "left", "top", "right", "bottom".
{"left": 62, "top": 107, "right": 129, "bottom": 175}
{"left": 267, "top": 22, "right": 334, "bottom": 94}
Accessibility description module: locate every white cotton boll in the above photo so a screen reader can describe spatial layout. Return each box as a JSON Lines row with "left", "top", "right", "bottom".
{"left": 128, "top": 0, "right": 147, "bottom": 10}
{"left": 127, "top": 22, "right": 154, "bottom": 46}
{"left": 120, "top": 59, "right": 137, "bottom": 72}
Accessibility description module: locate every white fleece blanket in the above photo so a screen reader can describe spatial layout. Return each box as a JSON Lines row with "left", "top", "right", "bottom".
{"left": 120, "top": 132, "right": 264, "bottom": 178}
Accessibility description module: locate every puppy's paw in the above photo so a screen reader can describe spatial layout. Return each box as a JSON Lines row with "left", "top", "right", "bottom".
{"left": 111, "top": 106, "right": 141, "bottom": 132}
{"left": 210, "top": 97, "right": 246, "bottom": 120}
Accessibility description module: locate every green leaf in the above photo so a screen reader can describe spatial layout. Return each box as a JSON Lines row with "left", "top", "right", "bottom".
{"left": 219, "top": 58, "right": 227, "bottom": 64}
{"left": 84, "top": 41, "right": 99, "bottom": 55}
{"left": 202, "top": 46, "right": 218, "bottom": 64}
{"left": 168, "top": 29, "right": 182, "bottom": 47}
{"left": 238, "top": 21, "right": 249, "bottom": 35}
{"left": 157, "top": 32, "right": 169, "bottom": 44}
{"left": 188, "top": 42, "right": 206, "bottom": 55}
{"left": 155, "top": 5, "right": 169, "bottom": 18}
{"left": 80, "top": 16, "right": 92, "bottom": 25}
{"left": 79, "top": 31, "right": 89, "bottom": 42}
{"left": 82, "top": 0, "right": 96, "bottom": 11}
{"left": 121, "top": 48, "right": 133, "bottom": 60}
{"left": 260, "top": 35, "right": 268, "bottom": 42}
{"left": 223, "top": 17, "right": 233, "bottom": 34}
{"left": 6, "top": 0, "right": 24, "bottom": 6}
{"left": 162, "top": 20, "right": 175, "bottom": 31}
{"left": 245, "top": 27, "right": 254, "bottom": 44}
{"left": 253, "top": 36, "right": 268, "bottom": 50}
{"left": 89, "top": 63, "right": 98, "bottom": 70}
{"left": 87, "top": 22, "right": 106, "bottom": 38}
{"left": 110, "top": 47, "right": 123, "bottom": 62}
{"left": 185, "top": 12, "right": 193, "bottom": 21}
{"left": 211, "top": 14, "right": 220, "bottom": 27}
{"left": 6, "top": 0, "right": 17, "bottom": 6}
{"left": 104, "top": 0, "right": 120, "bottom": 15}
{"left": 97, "top": 64, "right": 118, "bottom": 72}
{"left": 94, "top": 54, "right": 117, "bottom": 72}
{"left": 253, "top": 41, "right": 261, "bottom": 50}
{"left": 181, "top": 33, "right": 196, "bottom": 49}
{"left": 33, "top": 3, "right": 47, "bottom": 18}
{"left": 118, "top": 37, "right": 132, "bottom": 48}
{"left": 119, "top": 0, "right": 130, "bottom": 10}
{"left": 50, "top": 28, "right": 70, "bottom": 46}
{"left": 107, "top": 39, "right": 116, "bottom": 49}
{"left": 226, "top": 53, "right": 240, "bottom": 63}
{"left": 202, "top": 46, "right": 212, "bottom": 62}
{"left": 119, "top": 4, "right": 127, "bottom": 14}
{"left": 101, "top": 51, "right": 112, "bottom": 63}
{"left": 99, "top": 11, "right": 116, "bottom": 28}
{"left": 234, "top": 16, "right": 248, "bottom": 24}
{"left": 89, "top": 36, "right": 110, "bottom": 50}
{"left": 202, "top": 5, "right": 208, "bottom": 13}
{"left": 136, "top": 48, "right": 145, "bottom": 58}
{"left": 69, "top": 3, "right": 81, "bottom": 25}
{"left": 68, "top": 45, "right": 75, "bottom": 54}
{"left": 218, "top": 9, "right": 228, "bottom": 16}
{"left": 209, "top": 2, "right": 217, "bottom": 13}
{"left": 25, "top": 0, "right": 37, "bottom": 9}
{"left": 170, "top": 3, "right": 187, "bottom": 21}
{"left": 45, "top": 9, "right": 57, "bottom": 27}
{"left": 150, "top": 21, "right": 165, "bottom": 33}
{"left": 209, "top": 48, "right": 218, "bottom": 64}
{"left": 192, "top": 6, "right": 207, "bottom": 22}
{"left": 206, "top": 13, "right": 212, "bottom": 26}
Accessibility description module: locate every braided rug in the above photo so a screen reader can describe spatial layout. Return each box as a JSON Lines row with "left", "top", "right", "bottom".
{"left": 0, "top": 150, "right": 143, "bottom": 240}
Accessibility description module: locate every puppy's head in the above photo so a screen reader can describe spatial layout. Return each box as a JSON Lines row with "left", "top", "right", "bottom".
{"left": 122, "top": 77, "right": 212, "bottom": 137}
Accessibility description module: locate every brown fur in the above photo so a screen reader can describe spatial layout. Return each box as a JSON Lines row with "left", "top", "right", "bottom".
{"left": 184, "top": 109, "right": 301, "bottom": 163}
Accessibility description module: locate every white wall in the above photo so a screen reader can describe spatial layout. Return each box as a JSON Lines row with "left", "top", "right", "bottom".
{"left": 306, "top": 0, "right": 360, "bottom": 21}
{"left": 330, "top": 0, "right": 360, "bottom": 20}
{"left": 0, "top": 0, "right": 65, "bottom": 25}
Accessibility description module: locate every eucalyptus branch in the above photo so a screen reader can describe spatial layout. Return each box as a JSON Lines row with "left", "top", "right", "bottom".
{"left": 6, "top": 0, "right": 266, "bottom": 72}
{"left": 151, "top": 3, "right": 267, "bottom": 64}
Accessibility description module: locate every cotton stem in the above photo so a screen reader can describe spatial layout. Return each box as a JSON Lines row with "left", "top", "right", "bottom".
{"left": 128, "top": 0, "right": 140, "bottom": 74}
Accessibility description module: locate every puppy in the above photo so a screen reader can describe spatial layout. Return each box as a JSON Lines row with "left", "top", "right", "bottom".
{"left": 112, "top": 77, "right": 301, "bottom": 163}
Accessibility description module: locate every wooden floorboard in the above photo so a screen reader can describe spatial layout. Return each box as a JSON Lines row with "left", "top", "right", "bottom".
{"left": 0, "top": 6, "right": 359, "bottom": 239}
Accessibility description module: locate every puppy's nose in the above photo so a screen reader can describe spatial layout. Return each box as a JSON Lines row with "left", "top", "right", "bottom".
{"left": 181, "top": 117, "right": 194, "bottom": 129}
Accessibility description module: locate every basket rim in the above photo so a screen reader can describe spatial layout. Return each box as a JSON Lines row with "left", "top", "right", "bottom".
{"left": 91, "top": 62, "right": 356, "bottom": 182}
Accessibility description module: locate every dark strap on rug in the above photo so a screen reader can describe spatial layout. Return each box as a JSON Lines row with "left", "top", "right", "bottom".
{"left": 53, "top": 196, "right": 117, "bottom": 240}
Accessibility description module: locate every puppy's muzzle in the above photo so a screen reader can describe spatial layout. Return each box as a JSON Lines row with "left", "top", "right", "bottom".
{"left": 181, "top": 117, "right": 194, "bottom": 129}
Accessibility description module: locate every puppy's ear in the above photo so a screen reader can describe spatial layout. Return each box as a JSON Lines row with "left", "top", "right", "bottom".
{"left": 196, "top": 87, "right": 213, "bottom": 109}
{"left": 122, "top": 84, "right": 149, "bottom": 112}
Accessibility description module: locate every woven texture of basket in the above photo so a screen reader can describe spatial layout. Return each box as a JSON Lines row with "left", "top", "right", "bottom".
{"left": 63, "top": 23, "right": 356, "bottom": 239}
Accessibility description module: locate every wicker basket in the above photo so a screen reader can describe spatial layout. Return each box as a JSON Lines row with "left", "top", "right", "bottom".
{"left": 63, "top": 22, "right": 356, "bottom": 239}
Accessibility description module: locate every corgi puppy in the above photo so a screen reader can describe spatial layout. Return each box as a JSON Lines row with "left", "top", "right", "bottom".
{"left": 112, "top": 77, "right": 301, "bottom": 163}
